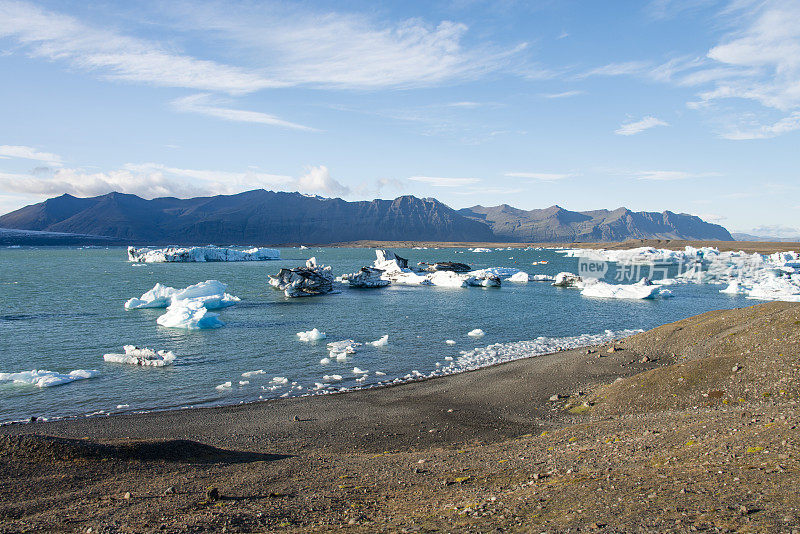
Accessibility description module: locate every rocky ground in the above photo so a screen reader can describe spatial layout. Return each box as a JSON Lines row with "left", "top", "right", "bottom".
{"left": 1, "top": 301, "right": 799, "bottom": 533}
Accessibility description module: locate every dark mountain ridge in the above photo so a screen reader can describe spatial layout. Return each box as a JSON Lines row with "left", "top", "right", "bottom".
{"left": 0, "top": 191, "right": 733, "bottom": 245}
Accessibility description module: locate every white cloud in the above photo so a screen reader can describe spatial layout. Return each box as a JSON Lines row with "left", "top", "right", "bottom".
{"left": 696, "top": 213, "right": 727, "bottom": 222}
{"left": 720, "top": 111, "right": 800, "bottom": 139}
{"left": 580, "top": 61, "right": 651, "bottom": 78}
{"left": 750, "top": 224, "right": 800, "bottom": 238}
{"left": 0, "top": 145, "right": 62, "bottom": 165}
{"left": 633, "top": 170, "right": 720, "bottom": 180}
{"left": 0, "top": 0, "right": 283, "bottom": 95}
{"left": 504, "top": 172, "right": 575, "bottom": 181}
{"left": 296, "top": 166, "right": 350, "bottom": 197}
{"left": 408, "top": 176, "right": 480, "bottom": 187}
{"left": 614, "top": 116, "right": 669, "bottom": 135}
{"left": 540, "top": 90, "right": 584, "bottom": 99}
{"left": 0, "top": 1, "right": 527, "bottom": 93}
{"left": 172, "top": 94, "right": 318, "bottom": 131}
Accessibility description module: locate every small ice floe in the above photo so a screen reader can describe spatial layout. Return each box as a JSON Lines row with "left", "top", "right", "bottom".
{"left": 297, "top": 328, "right": 327, "bottom": 342}
{"left": 215, "top": 381, "right": 232, "bottom": 391}
{"left": 103, "top": 345, "right": 176, "bottom": 367}
{"left": 471, "top": 248, "right": 492, "bottom": 253}
{"left": 552, "top": 272, "right": 583, "bottom": 288}
{"left": 127, "top": 246, "right": 280, "bottom": 263}
{"left": 269, "top": 258, "right": 335, "bottom": 297}
{"left": 340, "top": 267, "right": 390, "bottom": 288}
{"left": 467, "top": 329, "right": 485, "bottom": 338}
{"left": 367, "top": 335, "right": 389, "bottom": 347}
{"left": 271, "top": 376, "right": 289, "bottom": 385}
{"left": 444, "top": 356, "right": 454, "bottom": 361}
{"left": 323, "top": 374, "right": 342, "bottom": 381}
{"left": 242, "top": 369, "right": 265, "bottom": 377}
{"left": 157, "top": 300, "right": 225, "bottom": 329}
{"left": 507, "top": 271, "right": 532, "bottom": 283}
{"left": 125, "top": 280, "right": 240, "bottom": 310}
{"left": 445, "top": 339, "right": 456, "bottom": 345}
{"left": 580, "top": 278, "right": 667, "bottom": 300}
{"left": 327, "top": 340, "right": 362, "bottom": 359}
{"left": 116, "top": 404, "right": 130, "bottom": 409}
{"left": 356, "top": 375, "right": 367, "bottom": 383}
{"left": 531, "top": 274, "right": 555, "bottom": 282}
{"left": 319, "top": 357, "right": 331, "bottom": 365}
{"left": 375, "top": 371, "right": 386, "bottom": 376}
{"left": 352, "top": 367, "right": 368, "bottom": 374}
{"left": 239, "top": 380, "right": 250, "bottom": 386}
{"left": 0, "top": 369, "right": 99, "bottom": 388}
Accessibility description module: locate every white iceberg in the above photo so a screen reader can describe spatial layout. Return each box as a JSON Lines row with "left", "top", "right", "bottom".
{"left": 507, "top": 271, "right": 532, "bottom": 283}
{"left": 323, "top": 374, "right": 343, "bottom": 381}
{"left": 470, "top": 248, "right": 492, "bottom": 253}
{"left": 0, "top": 369, "right": 99, "bottom": 388}
{"left": 327, "top": 340, "right": 362, "bottom": 359}
{"left": 552, "top": 272, "right": 583, "bottom": 288}
{"left": 156, "top": 300, "right": 225, "bottom": 329}
{"left": 367, "top": 335, "right": 389, "bottom": 347}
{"left": 271, "top": 376, "right": 289, "bottom": 385}
{"left": 215, "top": 381, "right": 232, "bottom": 391}
{"left": 127, "top": 246, "right": 280, "bottom": 263}
{"left": 103, "top": 345, "right": 176, "bottom": 366}
{"left": 445, "top": 339, "right": 456, "bottom": 345}
{"left": 297, "top": 328, "right": 327, "bottom": 342}
{"left": 468, "top": 328, "right": 485, "bottom": 338}
{"left": 352, "top": 367, "right": 369, "bottom": 374}
{"left": 125, "top": 280, "right": 239, "bottom": 310}
{"left": 580, "top": 278, "right": 663, "bottom": 300}
{"left": 341, "top": 267, "right": 390, "bottom": 288}
{"left": 242, "top": 369, "right": 265, "bottom": 377}
{"left": 530, "top": 274, "right": 556, "bottom": 282}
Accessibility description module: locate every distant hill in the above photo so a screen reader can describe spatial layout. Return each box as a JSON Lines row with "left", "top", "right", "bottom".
{"left": 458, "top": 204, "right": 733, "bottom": 242}
{"left": 0, "top": 191, "right": 735, "bottom": 245}
{"left": 733, "top": 233, "right": 800, "bottom": 243}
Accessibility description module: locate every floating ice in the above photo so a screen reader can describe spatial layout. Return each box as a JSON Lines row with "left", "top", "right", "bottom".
{"left": 269, "top": 258, "right": 335, "bottom": 297}
{"left": 239, "top": 380, "right": 250, "bottom": 386}
{"left": 367, "top": 335, "right": 389, "bottom": 347}
{"left": 156, "top": 300, "right": 225, "bottom": 329}
{"left": 326, "top": 340, "right": 362, "bottom": 358}
{"left": 471, "top": 248, "right": 492, "bottom": 253}
{"left": 468, "top": 328, "right": 485, "bottom": 338}
{"left": 530, "top": 274, "right": 555, "bottom": 282}
{"left": 127, "top": 246, "right": 280, "bottom": 263}
{"left": 125, "top": 280, "right": 239, "bottom": 310}
{"left": 323, "top": 374, "right": 343, "bottom": 381}
{"left": 580, "top": 278, "right": 663, "bottom": 300}
{"left": 215, "top": 381, "right": 232, "bottom": 391}
{"left": 341, "top": 267, "right": 390, "bottom": 288}
{"left": 0, "top": 369, "right": 99, "bottom": 388}
{"left": 352, "top": 367, "right": 368, "bottom": 374}
{"left": 103, "top": 345, "right": 176, "bottom": 366}
{"left": 297, "top": 328, "right": 327, "bottom": 342}
{"left": 552, "top": 272, "right": 583, "bottom": 288}
{"left": 319, "top": 357, "right": 331, "bottom": 365}
{"left": 560, "top": 246, "right": 800, "bottom": 302}
{"left": 271, "top": 376, "right": 289, "bottom": 385}
{"left": 507, "top": 271, "right": 532, "bottom": 283}
{"left": 375, "top": 371, "right": 386, "bottom": 376}
{"left": 445, "top": 339, "right": 456, "bottom": 345}
{"left": 242, "top": 369, "right": 265, "bottom": 377}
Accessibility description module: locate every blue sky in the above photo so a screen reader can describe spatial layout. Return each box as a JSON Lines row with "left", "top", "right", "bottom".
{"left": 0, "top": 0, "right": 798, "bottom": 236}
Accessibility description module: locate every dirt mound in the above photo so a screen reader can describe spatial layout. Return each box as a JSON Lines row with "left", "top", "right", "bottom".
{"left": 590, "top": 301, "right": 800, "bottom": 416}
{"left": 0, "top": 434, "right": 284, "bottom": 464}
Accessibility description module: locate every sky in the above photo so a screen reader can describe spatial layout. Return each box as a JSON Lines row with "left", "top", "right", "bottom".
{"left": 0, "top": 0, "right": 799, "bottom": 237}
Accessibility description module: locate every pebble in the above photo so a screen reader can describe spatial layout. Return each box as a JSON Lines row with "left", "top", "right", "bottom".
{"left": 123, "top": 492, "right": 131, "bottom": 500}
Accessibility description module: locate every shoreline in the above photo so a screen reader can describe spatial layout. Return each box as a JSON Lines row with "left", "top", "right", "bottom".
{"left": 2, "top": 301, "right": 800, "bottom": 532}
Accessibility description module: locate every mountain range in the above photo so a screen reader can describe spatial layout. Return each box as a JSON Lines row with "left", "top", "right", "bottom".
{"left": 0, "top": 190, "right": 733, "bottom": 245}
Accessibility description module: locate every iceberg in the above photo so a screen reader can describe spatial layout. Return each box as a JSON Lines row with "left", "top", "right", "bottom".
{"left": 269, "top": 258, "right": 335, "bottom": 297}
{"left": 103, "top": 345, "right": 176, "bottom": 366}
{"left": 507, "top": 271, "right": 532, "bottom": 283}
{"left": 297, "top": 328, "right": 327, "bottom": 342}
{"left": 470, "top": 248, "right": 492, "bottom": 253}
{"left": 531, "top": 274, "right": 556, "bottom": 282}
{"left": 374, "top": 250, "right": 409, "bottom": 273}
{"left": 127, "top": 246, "right": 280, "bottom": 263}
{"left": 552, "top": 272, "right": 583, "bottom": 288}
{"left": 340, "top": 267, "right": 390, "bottom": 288}
{"left": 242, "top": 369, "right": 265, "bottom": 377}
{"left": 156, "top": 299, "right": 225, "bottom": 329}
{"left": 0, "top": 369, "right": 99, "bottom": 388}
{"left": 580, "top": 278, "right": 663, "bottom": 300}
{"left": 468, "top": 328, "right": 485, "bottom": 338}
{"left": 327, "top": 340, "right": 362, "bottom": 358}
{"left": 746, "top": 275, "right": 800, "bottom": 302}
{"left": 367, "top": 335, "right": 389, "bottom": 347}
{"left": 215, "top": 381, "right": 232, "bottom": 391}
{"left": 125, "top": 280, "right": 239, "bottom": 310}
